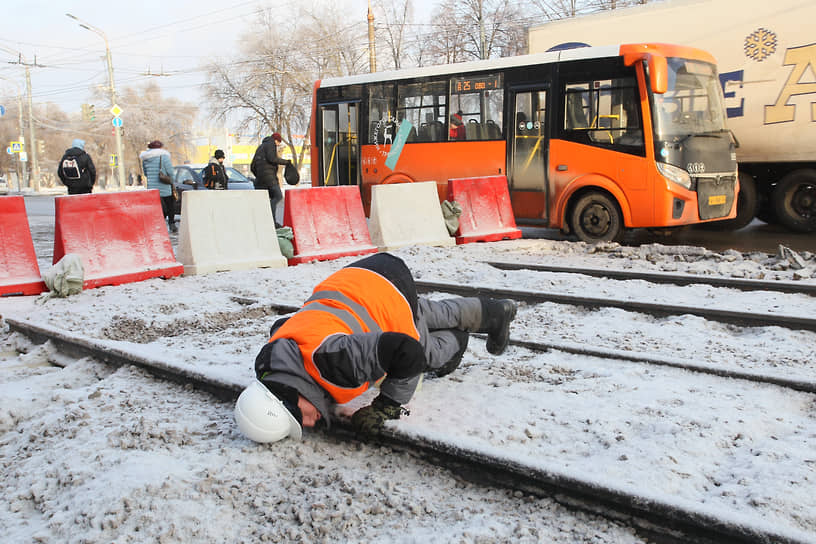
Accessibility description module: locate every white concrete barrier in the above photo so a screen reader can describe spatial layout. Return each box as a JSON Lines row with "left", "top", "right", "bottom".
{"left": 177, "top": 190, "right": 287, "bottom": 275}
{"left": 368, "top": 181, "right": 455, "bottom": 251}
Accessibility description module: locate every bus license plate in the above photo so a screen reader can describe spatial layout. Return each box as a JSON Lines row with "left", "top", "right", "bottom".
{"left": 708, "top": 195, "right": 727, "bottom": 206}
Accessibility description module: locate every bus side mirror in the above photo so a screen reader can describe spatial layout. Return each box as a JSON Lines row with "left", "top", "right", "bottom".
{"left": 648, "top": 55, "right": 668, "bottom": 94}
{"left": 623, "top": 49, "right": 668, "bottom": 94}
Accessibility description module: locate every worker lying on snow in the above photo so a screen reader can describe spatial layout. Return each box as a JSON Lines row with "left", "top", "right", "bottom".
{"left": 235, "top": 252, "right": 517, "bottom": 443}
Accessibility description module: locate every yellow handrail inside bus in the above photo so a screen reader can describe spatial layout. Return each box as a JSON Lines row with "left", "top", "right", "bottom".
{"left": 521, "top": 135, "right": 544, "bottom": 172}
{"left": 323, "top": 142, "right": 339, "bottom": 185}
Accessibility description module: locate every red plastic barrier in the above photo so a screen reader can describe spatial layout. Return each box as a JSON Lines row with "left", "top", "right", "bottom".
{"left": 0, "top": 196, "right": 47, "bottom": 296}
{"left": 53, "top": 191, "right": 183, "bottom": 289}
{"left": 284, "top": 186, "right": 377, "bottom": 265}
{"left": 447, "top": 175, "right": 522, "bottom": 244}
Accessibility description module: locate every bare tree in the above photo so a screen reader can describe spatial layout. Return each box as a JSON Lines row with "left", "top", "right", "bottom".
{"left": 373, "top": 0, "right": 413, "bottom": 70}
{"left": 204, "top": 3, "right": 368, "bottom": 168}
{"left": 531, "top": 0, "right": 651, "bottom": 20}
{"left": 423, "top": 0, "right": 470, "bottom": 65}
{"left": 117, "top": 82, "right": 197, "bottom": 175}
{"left": 421, "top": 0, "right": 525, "bottom": 64}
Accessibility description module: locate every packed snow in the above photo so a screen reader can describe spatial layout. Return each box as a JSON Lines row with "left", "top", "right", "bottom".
{"left": 2, "top": 215, "right": 816, "bottom": 543}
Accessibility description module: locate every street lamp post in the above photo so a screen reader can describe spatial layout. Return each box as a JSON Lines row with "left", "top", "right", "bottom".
{"left": 66, "top": 13, "right": 126, "bottom": 190}
{"left": 0, "top": 75, "right": 28, "bottom": 192}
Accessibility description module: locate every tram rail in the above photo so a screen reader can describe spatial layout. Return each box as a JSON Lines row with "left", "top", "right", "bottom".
{"left": 414, "top": 280, "right": 816, "bottom": 332}
{"left": 486, "top": 261, "right": 816, "bottom": 296}
{"left": 235, "top": 294, "right": 816, "bottom": 394}
{"left": 4, "top": 316, "right": 811, "bottom": 544}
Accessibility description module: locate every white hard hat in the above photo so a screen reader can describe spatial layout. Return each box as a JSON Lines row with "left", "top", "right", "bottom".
{"left": 235, "top": 380, "right": 302, "bottom": 443}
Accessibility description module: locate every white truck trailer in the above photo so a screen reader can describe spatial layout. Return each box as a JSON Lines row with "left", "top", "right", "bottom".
{"left": 529, "top": 0, "right": 816, "bottom": 232}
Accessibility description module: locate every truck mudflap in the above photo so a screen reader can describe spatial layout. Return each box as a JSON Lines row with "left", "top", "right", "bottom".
{"left": 696, "top": 174, "right": 737, "bottom": 220}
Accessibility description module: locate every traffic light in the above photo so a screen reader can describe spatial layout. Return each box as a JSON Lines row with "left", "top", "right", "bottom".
{"left": 37, "top": 140, "right": 45, "bottom": 154}
{"left": 89, "top": 104, "right": 96, "bottom": 121}
{"left": 81, "top": 103, "right": 89, "bottom": 121}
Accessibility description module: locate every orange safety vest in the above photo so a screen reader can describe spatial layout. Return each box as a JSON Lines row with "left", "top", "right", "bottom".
{"left": 270, "top": 267, "right": 420, "bottom": 404}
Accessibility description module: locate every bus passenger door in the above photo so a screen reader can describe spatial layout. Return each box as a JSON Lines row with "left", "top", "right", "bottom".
{"left": 320, "top": 102, "right": 359, "bottom": 186}
{"left": 509, "top": 88, "right": 549, "bottom": 222}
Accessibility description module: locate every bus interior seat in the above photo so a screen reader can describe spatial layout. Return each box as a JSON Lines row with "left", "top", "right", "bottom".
{"left": 419, "top": 123, "right": 430, "bottom": 141}
{"left": 466, "top": 119, "right": 481, "bottom": 140}
{"left": 567, "top": 95, "right": 589, "bottom": 129}
{"left": 485, "top": 120, "right": 501, "bottom": 139}
{"left": 428, "top": 121, "right": 444, "bottom": 142}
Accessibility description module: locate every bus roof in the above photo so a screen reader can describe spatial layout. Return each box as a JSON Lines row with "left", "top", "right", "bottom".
{"left": 318, "top": 45, "right": 620, "bottom": 88}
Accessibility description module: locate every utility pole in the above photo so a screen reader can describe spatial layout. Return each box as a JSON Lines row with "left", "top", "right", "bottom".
{"left": 0, "top": 47, "right": 41, "bottom": 191}
{"left": 0, "top": 75, "right": 28, "bottom": 192}
{"left": 67, "top": 13, "right": 126, "bottom": 190}
{"left": 367, "top": 1, "right": 377, "bottom": 73}
{"left": 478, "top": 0, "right": 487, "bottom": 60}
{"left": 23, "top": 65, "right": 39, "bottom": 191}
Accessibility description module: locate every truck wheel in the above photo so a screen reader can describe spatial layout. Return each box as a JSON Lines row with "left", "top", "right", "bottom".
{"left": 570, "top": 191, "right": 624, "bottom": 243}
{"left": 772, "top": 169, "right": 816, "bottom": 233}
{"left": 701, "top": 171, "right": 757, "bottom": 231}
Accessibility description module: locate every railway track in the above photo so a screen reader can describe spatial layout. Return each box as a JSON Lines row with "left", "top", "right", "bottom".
{"left": 486, "top": 261, "right": 816, "bottom": 296}
{"left": 5, "top": 316, "right": 811, "bottom": 544}
{"left": 414, "top": 280, "right": 816, "bottom": 332}
{"left": 233, "top": 292, "right": 816, "bottom": 394}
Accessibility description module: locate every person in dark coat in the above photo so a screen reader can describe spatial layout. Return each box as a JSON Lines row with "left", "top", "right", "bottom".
{"left": 250, "top": 132, "right": 290, "bottom": 226}
{"left": 57, "top": 139, "right": 96, "bottom": 195}
{"left": 203, "top": 149, "right": 228, "bottom": 190}
{"left": 234, "top": 253, "right": 518, "bottom": 444}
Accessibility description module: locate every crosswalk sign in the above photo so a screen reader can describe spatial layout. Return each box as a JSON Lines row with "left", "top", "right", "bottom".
{"left": 10, "top": 141, "right": 22, "bottom": 152}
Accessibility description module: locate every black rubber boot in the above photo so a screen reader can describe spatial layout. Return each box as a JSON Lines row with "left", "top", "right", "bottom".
{"left": 434, "top": 329, "right": 470, "bottom": 378}
{"left": 480, "top": 298, "right": 517, "bottom": 355}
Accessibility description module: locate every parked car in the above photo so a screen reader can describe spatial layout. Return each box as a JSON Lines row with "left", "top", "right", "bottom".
{"left": 0, "top": 175, "right": 8, "bottom": 195}
{"left": 171, "top": 164, "right": 255, "bottom": 214}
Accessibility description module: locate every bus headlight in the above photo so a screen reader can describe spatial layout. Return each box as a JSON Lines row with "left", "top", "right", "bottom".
{"left": 657, "top": 162, "right": 692, "bottom": 190}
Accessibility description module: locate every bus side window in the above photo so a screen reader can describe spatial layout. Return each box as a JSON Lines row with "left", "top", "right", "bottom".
{"left": 563, "top": 78, "right": 644, "bottom": 155}
{"left": 397, "top": 80, "right": 447, "bottom": 143}
{"left": 449, "top": 74, "right": 504, "bottom": 141}
{"left": 368, "top": 85, "right": 395, "bottom": 145}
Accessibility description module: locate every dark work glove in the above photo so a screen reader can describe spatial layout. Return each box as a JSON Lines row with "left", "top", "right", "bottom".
{"left": 377, "top": 332, "right": 425, "bottom": 379}
{"left": 351, "top": 394, "right": 404, "bottom": 438}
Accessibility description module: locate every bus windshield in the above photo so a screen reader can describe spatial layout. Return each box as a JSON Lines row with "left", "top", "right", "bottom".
{"left": 650, "top": 58, "right": 726, "bottom": 141}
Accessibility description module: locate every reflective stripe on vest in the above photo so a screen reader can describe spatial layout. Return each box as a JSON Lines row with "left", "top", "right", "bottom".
{"left": 305, "top": 290, "right": 382, "bottom": 334}
{"left": 270, "top": 267, "right": 419, "bottom": 404}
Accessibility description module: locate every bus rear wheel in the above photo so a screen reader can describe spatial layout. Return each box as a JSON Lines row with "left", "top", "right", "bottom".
{"left": 772, "top": 169, "right": 816, "bottom": 233}
{"left": 570, "top": 191, "right": 624, "bottom": 243}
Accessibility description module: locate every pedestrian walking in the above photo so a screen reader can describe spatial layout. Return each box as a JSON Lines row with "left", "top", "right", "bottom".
{"left": 57, "top": 139, "right": 96, "bottom": 195}
{"left": 250, "top": 133, "right": 290, "bottom": 227}
{"left": 140, "top": 140, "right": 177, "bottom": 232}
{"left": 203, "top": 149, "right": 228, "bottom": 190}
{"left": 234, "top": 252, "right": 517, "bottom": 443}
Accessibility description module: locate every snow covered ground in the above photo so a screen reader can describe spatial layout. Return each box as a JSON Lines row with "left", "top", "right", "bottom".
{"left": 2, "top": 217, "right": 816, "bottom": 542}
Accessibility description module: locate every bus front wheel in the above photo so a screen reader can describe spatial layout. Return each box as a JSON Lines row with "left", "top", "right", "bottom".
{"left": 570, "top": 191, "right": 624, "bottom": 243}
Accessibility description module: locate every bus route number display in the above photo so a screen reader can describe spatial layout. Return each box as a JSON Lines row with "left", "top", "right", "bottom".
{"left": 452, "top": 75, "right": 501, "bottom": 94}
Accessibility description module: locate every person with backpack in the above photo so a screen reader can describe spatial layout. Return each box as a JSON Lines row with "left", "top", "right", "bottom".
{"left": 203, "top": 149, "right": 228, "bottom": 190}
{"left": 57, "top": 139, "right": 96, "bottom": 195}
{"left": 250, "top": 133, "right": 290, "bottom": 227}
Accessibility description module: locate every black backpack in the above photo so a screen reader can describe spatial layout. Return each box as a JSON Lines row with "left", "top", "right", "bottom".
{"left": 61, "top": 156, "right": 81, "bottom": 180}
{"left": 250, "top": 147, "right": 262, "bottom": 178}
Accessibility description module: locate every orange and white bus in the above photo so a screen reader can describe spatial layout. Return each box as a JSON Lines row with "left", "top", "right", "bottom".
{"left": 310, "top": 43, "right": 738, "bottom": 242}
